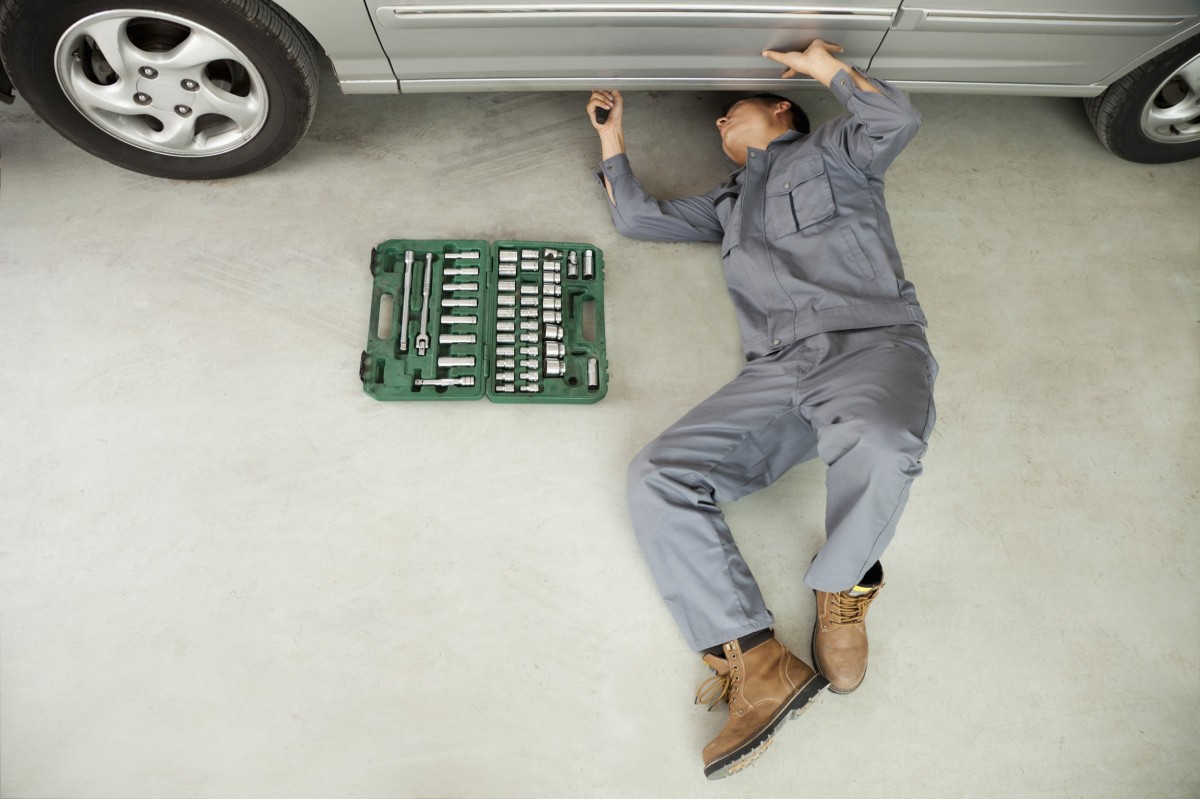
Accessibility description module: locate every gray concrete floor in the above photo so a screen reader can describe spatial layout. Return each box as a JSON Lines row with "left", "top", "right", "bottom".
{"left": 2, "top": 67, "right": 1199, "bottom": 798}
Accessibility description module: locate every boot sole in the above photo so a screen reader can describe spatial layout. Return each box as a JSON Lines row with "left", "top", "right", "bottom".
{"left": 702, "top": 672, "right": 829, "bottom": 780}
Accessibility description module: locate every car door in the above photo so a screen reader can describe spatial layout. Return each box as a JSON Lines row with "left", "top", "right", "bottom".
{"left": 367, "top": 0, "right": 897, "bottom": 92}
{"left": 869, "top": 0, "right": 1200, "bottom": 89}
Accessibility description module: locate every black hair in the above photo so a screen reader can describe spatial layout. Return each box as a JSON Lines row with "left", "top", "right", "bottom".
{"left": 720, "top": 94, "right": 810, "bottom": 135}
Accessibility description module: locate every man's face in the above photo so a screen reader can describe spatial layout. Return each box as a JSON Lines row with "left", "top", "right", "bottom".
{"left": 716, "top": 98, "right": 791, "bottom": 165}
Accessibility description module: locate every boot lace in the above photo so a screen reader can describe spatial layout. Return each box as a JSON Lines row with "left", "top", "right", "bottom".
{"left": 695, "top": 672, "right": 732, "bottom": 712}
{"left": 829, "top": 589, "right": 877, "bottom": 625}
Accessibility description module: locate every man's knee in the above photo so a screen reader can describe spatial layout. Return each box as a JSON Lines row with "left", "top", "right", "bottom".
{"left": 627, "top": 436, "right": 710, "bottom": 503}
{"left": 825, "top": 415, "right": 927, "bottom": 470}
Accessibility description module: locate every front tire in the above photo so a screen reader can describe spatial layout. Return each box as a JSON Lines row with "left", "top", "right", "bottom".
{"left": 0, "top": 0, "right": 319, "bottom": 179}
{"left": 1086, "top": 34, "right": 1200, "bottom": 164}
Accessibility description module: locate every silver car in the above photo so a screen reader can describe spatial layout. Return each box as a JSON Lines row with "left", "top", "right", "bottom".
{"left": 1, "top": 0, "right": 1197, "bottom": 178}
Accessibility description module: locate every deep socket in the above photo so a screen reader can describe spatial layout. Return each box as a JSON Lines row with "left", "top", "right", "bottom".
{"left": 439, "top": 334, "right": 476, "bottom": 345}
{"left": 437, "top": 356, "right": 475, "bottom": 368}
{"left": 442, "top": 298, "right": 477, "bottom": 308}
{"left": 441, "top": 315, "right": 477, "bottom": 325}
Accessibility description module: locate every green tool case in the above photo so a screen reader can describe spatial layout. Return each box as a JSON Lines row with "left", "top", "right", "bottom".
{"left": 361, "top": 239, "right": 608, "bottom": 403}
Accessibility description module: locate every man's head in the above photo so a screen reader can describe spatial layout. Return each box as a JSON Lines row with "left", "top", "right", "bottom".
{"left": 716, "top": 94, "right": 809, "bottom": 166}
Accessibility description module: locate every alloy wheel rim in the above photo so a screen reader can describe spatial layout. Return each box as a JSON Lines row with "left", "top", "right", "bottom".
{"left": 54, "top": 10, "right": 270, "bottom": 157}
{"left": 1139, "top": 51, "right": 1200, "bottom": 144}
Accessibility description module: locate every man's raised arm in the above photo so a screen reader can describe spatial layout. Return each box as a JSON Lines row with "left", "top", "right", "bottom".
{"left": 763, "top": 41, "right": 921, "bottom": 175}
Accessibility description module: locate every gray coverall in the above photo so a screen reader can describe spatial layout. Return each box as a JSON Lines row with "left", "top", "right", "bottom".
{"left": 604, "top": 68, "right": 938, "bottom": 652}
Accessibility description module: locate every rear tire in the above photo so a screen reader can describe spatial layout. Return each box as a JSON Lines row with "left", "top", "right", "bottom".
{"left": 0, "top": 0, "right": 319, "bottom": 178}
{"left": 1086, "top": 34, "right": 1200, "bottom": 164}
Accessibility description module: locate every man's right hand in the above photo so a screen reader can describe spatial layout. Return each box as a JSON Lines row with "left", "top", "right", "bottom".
{"left": 588, "top": 90, "right": 624, "bottom": 132}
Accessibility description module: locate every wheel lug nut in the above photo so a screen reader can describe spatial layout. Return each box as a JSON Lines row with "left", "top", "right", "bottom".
{"left": 138, "top": 66, "right": 158, "bottom": 79}
{"left": 181, "top": 79, "right": 199, "bottom": 91}
{"left": 175, "top": 105, "right": 192, "bottom": 117}
{"left": 134, "top": 93, "right": 151, "bottom": 105}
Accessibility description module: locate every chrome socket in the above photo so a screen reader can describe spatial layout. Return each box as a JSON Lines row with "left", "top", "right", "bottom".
{"left": 444, "top": 251, "right": 480, "bottom": 260}
{"left": 583, "top": 249, "right": 595, "bottom": 279}
{"left": 520, "top": 321, "right": 539, "bottom": 332}
{"left": 520, "top": 261, "right": 540, "bottom": 272}
{"left": 543, "top": 261, "right": 561, "bottom": 273}
{"left": 520, "top": 359, "right": 539, "bottom": 369}
{"left": 542, "top": 311, "right": 562, "bottom": 324}
{"left": 497, "top": 321, "right": 516, "bottom": 332}
{"left": 588, "top": 358, "right": 600, "bottom": 390}
{"left": 498, "top": 263, "right": 518, "bottom": 277}
{"left": 520, "top": 332, "right": 539, "bottom": 343}
{"left": 520, "top": 284, "right": 539, "bottom": 295}
{"left": 567, "top": 250, "right": 580, "bottom": 279}
{"left": 498, "top": 250, "right": 519, "bottom": 263}
{"left": 442, "top": 297, "right": 477, "bottom": 308}
{"left": 441, "top": 315, "right": 477, "bottom": 325}
{"left": 545, "top": 324, "right": 564, "bottom": 341}
{"left": 520, "top": 249, "right": 539, "bottom": 260}
{"left": 447, "top": 282, "right": 479, "bottom": 292}
{"left": 519, "top": 384, "right": 540, "bottom": 393}
{"left": 497, "top": 279, "right": 517, "bottom": 293}
{"left": 497, "top": 295, "right": 516, "bottom": 307}
{"left": 545, "top": 359, "right": 567, "bottom": 378}
{"left": 497, "top": 333, "right": 516, "bottom": 344}
{"left": 520, "top": 296, "right": 539, "bottom": 307}
{"left": 496, "top": 359, "right": 516, "bottom": 370}
{"left": 444, "top": 267, "right": 479, "bottom": 276}
{"left": 497, "top": 307, "right": 516, "bottom": 319}
{"left": 542, "top": 297, "right": 562, "bottom": 311}
{"left": 439, "top": 333, "right": 477, "bottom": 345}
{"left": 495, "top": 384, "right": 516, "bottom": 393}
{"left": 543, "top": 248, "right": 563, "bottom": 259}
{"left": 520, "top": 346, "right": 539, "bottom": 356}
{"left": 543, "top": 284, "right": 561, "bottom": 297}
{"left": 519, "top": 307, "right": 539, "bottom": 318}
{"left": 496, "top": 346, "right": 516, "bottom": 357}
{"left": 496, "top": 372, "right": 516, "bottom": 383}
{"left": 438, "top": 356, "right": 475, "bottom": 368}
{"left": 519, "top": 372, "right": 540, "bottom": 382}
{"left": 545, "top": 341, "right": 565, "bottom": 359}
{"left": 542, "top": 272, "right": 560, "bottom": 284}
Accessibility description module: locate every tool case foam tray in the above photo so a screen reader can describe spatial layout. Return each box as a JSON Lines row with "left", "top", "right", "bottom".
{"left": 361, "top": 239, "right": 607, "bottom": 403}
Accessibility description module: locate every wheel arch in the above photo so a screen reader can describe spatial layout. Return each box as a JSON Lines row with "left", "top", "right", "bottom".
{"left": 1095, "top": 22, "right": 1200, "bottom": 90}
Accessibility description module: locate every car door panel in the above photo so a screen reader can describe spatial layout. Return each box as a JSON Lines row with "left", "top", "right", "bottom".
{"left": 370, "top": 2, "right": 895, "bottom": 89}
{"left": 871, "top": 1, "right": 1200, "bottom": 86}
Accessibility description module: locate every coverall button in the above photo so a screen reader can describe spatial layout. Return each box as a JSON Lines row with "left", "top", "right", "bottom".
{"left": 772, "top": 338, "right": 781, "bottom": 346}
{"left": 783, "top": 182, "right": 790, "bottom": 189}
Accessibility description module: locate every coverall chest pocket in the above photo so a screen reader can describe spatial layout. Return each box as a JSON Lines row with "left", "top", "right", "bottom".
{"left": 765, "top": 153, "right": 836, "bottom": 239}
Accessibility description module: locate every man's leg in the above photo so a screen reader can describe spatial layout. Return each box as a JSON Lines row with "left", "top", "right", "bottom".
{"left": 626, "top": 346, "right": 820, "bottom": 652}
{"left": 626, "top": 343, "right": 829, "bottom": 779}
{"left": 795, "top": 325, "right": 938, "bottom": 692}
{"left": 800, "top": 325, "right": 938, "bottom": 591}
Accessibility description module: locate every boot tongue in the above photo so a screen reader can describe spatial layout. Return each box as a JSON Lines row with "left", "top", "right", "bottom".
{"left": 702, "top": 653, "right": 731, "bottom": 676}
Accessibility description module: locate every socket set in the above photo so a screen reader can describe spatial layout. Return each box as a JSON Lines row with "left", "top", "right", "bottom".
{"left": 361, "top": 239, "right": 608, "bottom": 403}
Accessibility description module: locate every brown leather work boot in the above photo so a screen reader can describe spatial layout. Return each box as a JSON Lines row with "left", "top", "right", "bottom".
{"left": 811, "top": 561, "right": 885, "bottom": 694}
{"left": 695, "top": 636, "right": 827, "bottom": 779}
